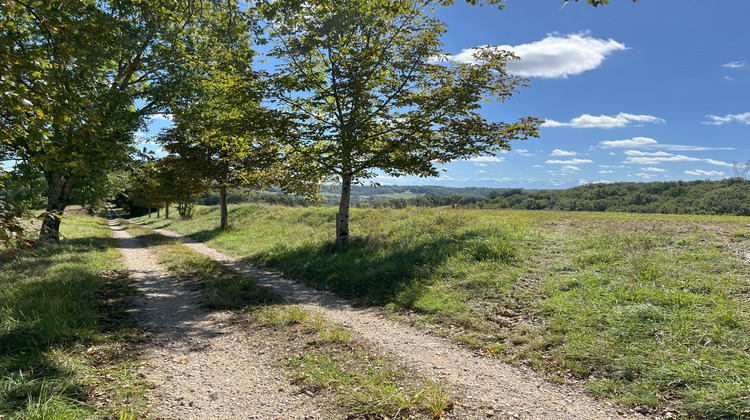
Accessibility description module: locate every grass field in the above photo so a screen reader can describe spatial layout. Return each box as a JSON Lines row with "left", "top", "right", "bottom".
{"left": 135, "top": 204, "right": 750, "bottom": 418}
{"left": 0, "top": 212, "right": 147, "bottom": 419}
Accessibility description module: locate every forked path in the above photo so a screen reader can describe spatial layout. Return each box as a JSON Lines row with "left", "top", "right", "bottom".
{"left": 108, "top": 214, "right": 333, "bottom": 419}
{"left": 123, "top": 219, "right": 646, "bottom": 420}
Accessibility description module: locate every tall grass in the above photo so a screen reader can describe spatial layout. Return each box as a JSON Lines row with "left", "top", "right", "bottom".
{"left": 135, "top": 204, "right": 750, "bottom": 418}
{"left": 0, "top": 214, "right": 146, "bottom": 419}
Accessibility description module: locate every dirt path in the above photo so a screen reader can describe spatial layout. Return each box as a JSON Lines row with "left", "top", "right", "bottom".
{"left": 107, "top": 213, "right": 334, "bottom": 419}
{"left": 116, "top": 218, "right": 646, "bottom": 420}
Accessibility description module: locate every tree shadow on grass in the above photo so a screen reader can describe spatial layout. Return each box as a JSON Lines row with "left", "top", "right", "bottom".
{"left": 0, "top": 255, "right": 135, "bottom": 414}
{"left": 244, "top": 229, "right": 509, "bottom": 306}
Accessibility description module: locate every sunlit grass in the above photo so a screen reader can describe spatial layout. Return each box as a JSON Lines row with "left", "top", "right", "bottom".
{"left": 134, "top": 204, "right": 750, "bottom": 417}
{"left": 0, "top": 213, "right": 148, "bottom": 419}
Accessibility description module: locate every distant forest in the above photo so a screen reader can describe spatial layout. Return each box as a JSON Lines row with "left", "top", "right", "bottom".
{"left": 198, "top": 179, "right": 750, "bottom": 216}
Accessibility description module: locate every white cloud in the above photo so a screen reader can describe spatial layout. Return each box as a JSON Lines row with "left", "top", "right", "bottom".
{"left": 601, "top": 137, "right": 658, "bottom": 148}
{"left": 598, "top": 170, "right": 615, "bottom": 174}
{"left": 624, "top": 155, "right": 732, "bottom": 167}
{"left": 704, "top": 159, "right": 734, "bottom": 167}
{"left": 448, "top": 32, "right": 626, "bottom": 78}
{"left": 515, "top": 149, "right": 533, "bottom": 156}
{"left": 550, "top": 149, "right": 577, "bottom": 156}
{"left": 725, "top": 76, "right": 735, "bottom": 82}
{"left": 562, "top": 165, "right": 580, "bottom": 172}
{"left": 641, "top": 167, "right": 667, "bottom": 172}
{"left": 151, "top": 113, "right": 174, "bottom": 122}
{"left": 625, "top": 150, "right": 672, "bottom": 157}
{"left": 722, "top": 61, "right": 746, "bottom": 68}
{"left": 602, "top": 137, "right": 732, "bottom": 152}
{"left": 636, "top": 173, "right": 657, "bottom": 179}
{"left": 702, "top": 112, "right": 750, "bottom": 126}
{"left": 580, "top": 179, "right": 611, "bottom": 185}
{"left": 685, "top": 169, "right": 724, "bottom": 176}
{"left": 468, "top": 156, "right": 505, "bottom": 163}
{"left": 544, "top": 113, "right": 664, "bottom": 129}
{"left": 546, "top": 158, "right": 594, "bottom": 164}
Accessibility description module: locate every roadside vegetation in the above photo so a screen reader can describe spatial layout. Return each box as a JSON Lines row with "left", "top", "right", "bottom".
{"left": 135, "top": 203, "right": 750, "bottom": 418}
{"left": 0, "top": 212, "right": 148, "bottom": 419}
{"left": 119, "top": 220, "right": 456, "bottom": 418}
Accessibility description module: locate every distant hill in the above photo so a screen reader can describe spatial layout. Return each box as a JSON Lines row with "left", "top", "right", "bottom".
{"left": 196, "top": 185, "right": 534, "bottom": 206}
{"left": 197, "top": 179, "right": 750, "bottom": 216}
{"left": 370, "top": 179, "right": 750, "bottom": 216}
{"left": 317, "top": 185, "right": 537, "bottom": 204}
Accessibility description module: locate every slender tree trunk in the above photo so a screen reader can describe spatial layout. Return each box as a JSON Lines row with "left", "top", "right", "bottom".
{"left": 148, "top": 207, "right": 152, "bottom": 218}
{"left": 336, "top": 173, "right": 352, "bottom": 245}
{"left": 165, "top": 202, "right": 170, "bottom": 219}
{"left": 39, "top": 171, "right": 79, "bottom": 244}
{"left": 219, "top": 185, "right": 228, "bottom": 229}
{"left": 157, "top": 208, "right": 160, "bottom": 218}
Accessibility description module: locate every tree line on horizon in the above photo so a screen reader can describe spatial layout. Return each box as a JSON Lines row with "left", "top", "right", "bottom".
{"left": 368, "top": 178, "right": 750, "bottom": 216}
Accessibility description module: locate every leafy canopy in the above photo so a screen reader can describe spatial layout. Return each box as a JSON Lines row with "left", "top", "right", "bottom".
{"left": 263, "top": 0, "right": 540, "bottom": 185}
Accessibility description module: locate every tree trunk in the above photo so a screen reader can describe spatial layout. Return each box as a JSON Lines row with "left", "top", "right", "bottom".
{"left": 148, "top": 207, "right": 152, "bottom": 218}
{"left": 39, "top": 171, "right": 79, "bottom": 244}
{"left": 165, "top": 202, "right": 170, "bottom": 219}
{"left": 157, "top": 207, "right": 160, "bottom": 218}
{"left": 219, "top": 185, "right": 228, "bottom": 229}
{"left": 336, "top": 173, "right": 352, "bottom": 245}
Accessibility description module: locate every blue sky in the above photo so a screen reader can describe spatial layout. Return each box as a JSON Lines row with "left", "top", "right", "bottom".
{"left": 143, "top": 1, "right": 750, "bottom": 190}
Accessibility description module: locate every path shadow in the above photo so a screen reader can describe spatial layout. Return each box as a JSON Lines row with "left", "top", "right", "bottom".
{"left": 242, "top": 229, "right": 502, "bottom": 306}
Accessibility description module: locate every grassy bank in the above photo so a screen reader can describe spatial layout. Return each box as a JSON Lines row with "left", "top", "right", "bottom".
{"left": 0, "top": 213, "right": 147, "bottom": 419}
{"left": 134, "top": 204, "right": 750, "bottom": 418}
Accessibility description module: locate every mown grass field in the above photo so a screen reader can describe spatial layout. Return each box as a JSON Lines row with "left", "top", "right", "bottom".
{"left": 0, "top": 212, "right": 147, "bottom": 419}
{"left": 135, "top": 203, "right": 750, "bottom": 418}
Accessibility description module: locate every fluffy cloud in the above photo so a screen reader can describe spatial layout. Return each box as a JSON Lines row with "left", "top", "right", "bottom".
{"left": 685, "top": 169, "right": 724, "bottom": 176}
{"left": 601, "top": 137, "right": 733, "bottom": 152}
{"left": 151, "top": 113, "right": 174, "bottom": 121}
{"left": 546, "top": 158, "right": 593, "bottom": 164}
{"left": 561, "top": 165, "right": 580, "bottom": 172}
{"left": 624, "top": 155, "right": 732, "bottom": 167}
{"left": 722, "top": 61, "right": 746, "bottom": 68}
{"left": 702, "top": 112, "right": 750, "bottom": 125}
{"left": 447, "top": 32, "right": 626, "bottom": 78}
{"left": 550, "top": 149, "right": 577, "bottom": 156}
{"left": 600, "top": 137, "right": 658, "bottom": 148}
{"left": 544, "top": 113, "right": 664, "bottom": 129}
{"left": 624, "top": 150, "right": 672, "bottom": 157}
{"left": 641, "top": 167, "right": 667, "bottom": 172}
{"left": 468, "top": 156, "right": 505, "bottom": 163}
{"left": 579, "top": 179, "right": 611, "bottom": 185}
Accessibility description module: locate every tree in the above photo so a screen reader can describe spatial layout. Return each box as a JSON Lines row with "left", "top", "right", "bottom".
{"left": 263, "top": 0, "right": 540, "bottom": 244}
{"left": 159, "top": 0, "right": 319, "bottom": 229}
{"left": 1, "top": 0, "right": 223, "bottom": 243}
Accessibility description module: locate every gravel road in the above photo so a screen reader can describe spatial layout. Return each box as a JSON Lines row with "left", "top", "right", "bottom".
{"left": 108, "top": 214, "right": 335, "bottom": 419}
{"left": 111, "top": 215, "right": 648, "bottom": 420}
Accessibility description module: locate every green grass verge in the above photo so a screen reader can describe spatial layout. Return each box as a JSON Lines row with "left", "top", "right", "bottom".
{"left": 253, "top": 305, "right": 454, "bottom": 419}
{"left": 1, "top": 213, "right": 148, "bottom": 419}
{"left": 134, "top": 204, "right": 750, "bottom": 418}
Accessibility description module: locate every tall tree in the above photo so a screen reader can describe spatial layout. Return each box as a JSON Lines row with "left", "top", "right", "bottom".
{"left": 0, "top": 0, "right": 220, "bottom": 243}
{"left": 263, "top": 0, "right": 540, "bottom": 245}
{"left": 162, "top": 0, "right": 317, "bottom": 229}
